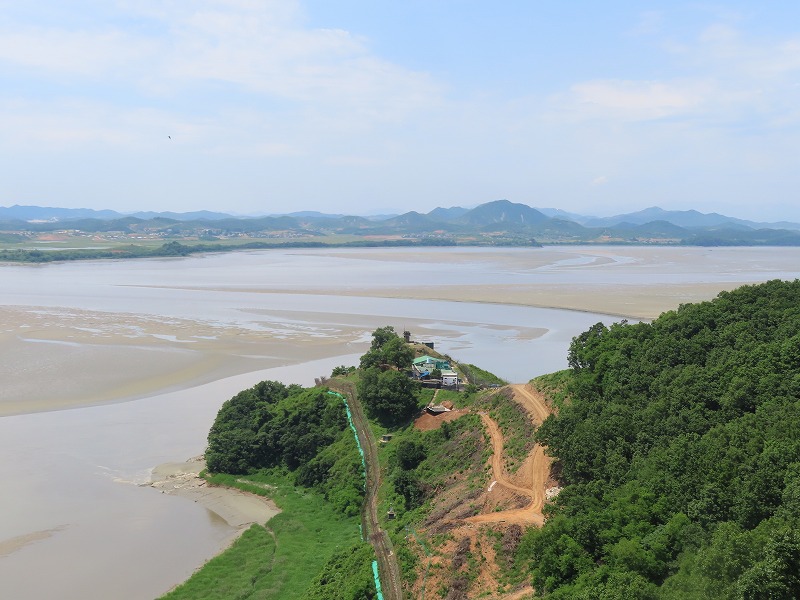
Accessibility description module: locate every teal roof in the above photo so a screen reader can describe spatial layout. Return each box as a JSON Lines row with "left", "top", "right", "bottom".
{"left": 413, "top": 355, "right": 437, "bottom": 364}
{"left": 413, "top": 355, "right": 450, "bottom": 369}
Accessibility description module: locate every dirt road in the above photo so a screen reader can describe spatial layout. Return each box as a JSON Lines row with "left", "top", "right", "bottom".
{"left": 466, "top": 384, "right": 551, "bottom": 526}
{"left": 330, "top": 381, "right": 404, "bottom": 600}
{"left": 508, "top": 384, "right": 550, "bottom": 425}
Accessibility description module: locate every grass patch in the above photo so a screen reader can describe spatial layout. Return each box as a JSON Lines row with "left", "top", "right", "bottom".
{"left": 434, "top": 388, "right": 466, "bottom": 407}
{"left": 484, "top": 389, "right": 536, "bottom": 471}
{"left": 160, "top": 524, "right": 277, "bottom": 600}
{"left": 531, "top": 370, "right": 571, "bottom": 410}
{"left": 306, "top": 541, "right": 378, "bottom": 599}
{"left": 459, "top": 363, "right": 506, "bottom": 387}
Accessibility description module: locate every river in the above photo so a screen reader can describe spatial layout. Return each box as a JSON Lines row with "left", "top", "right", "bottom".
{"left": 1, "top": 246, "right": 798, "bottom": 599}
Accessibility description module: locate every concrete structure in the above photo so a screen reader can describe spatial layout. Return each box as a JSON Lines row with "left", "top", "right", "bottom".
{"left": 441, "top": 370, "right": 459, "bottom": 387}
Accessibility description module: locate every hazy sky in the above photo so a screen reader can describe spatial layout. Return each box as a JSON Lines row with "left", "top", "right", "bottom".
{"left": 2, "top": 2, "right": 800, "bottom": 221}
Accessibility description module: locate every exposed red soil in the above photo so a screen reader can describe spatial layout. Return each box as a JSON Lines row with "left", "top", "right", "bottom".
{"left": 413, "top": 408, "right": 470, "bottom": 431}
{"left": 408, "top": 383, "right": 552, "bottom": 598}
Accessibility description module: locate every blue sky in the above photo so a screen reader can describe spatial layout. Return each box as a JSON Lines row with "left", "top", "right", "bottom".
{"left": 1, "top": 1, "right": 800, "bottom": 221}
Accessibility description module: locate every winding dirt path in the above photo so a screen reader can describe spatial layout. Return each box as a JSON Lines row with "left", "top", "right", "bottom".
{"left": 465, "top": 384, "right": 551, "bottom": 526}
{"left": 509, "top": 384, "right": 550, "bottom": 425}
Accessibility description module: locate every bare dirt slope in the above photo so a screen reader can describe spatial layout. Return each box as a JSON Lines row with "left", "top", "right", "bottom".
{"left": 408, "top": 383, "right": 553, "bottom": 598}
{"left": 465, "top": 384, "right": 551, "bottom": 526}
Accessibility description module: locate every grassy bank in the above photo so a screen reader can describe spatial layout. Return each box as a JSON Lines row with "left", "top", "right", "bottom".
{"left": 159, "top": 471, "right": 367, "bottom": 600}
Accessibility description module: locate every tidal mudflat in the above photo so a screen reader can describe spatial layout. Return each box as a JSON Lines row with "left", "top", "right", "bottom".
{"left": 1, "top": 246, "right": 797, "bottom": 599}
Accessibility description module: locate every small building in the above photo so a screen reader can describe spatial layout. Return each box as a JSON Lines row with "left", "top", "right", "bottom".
{"left": 441, "top": 370, "right": 459, "bottom": 387}
{"left": 412, "top": 355, "right": 450, "bottom": 375}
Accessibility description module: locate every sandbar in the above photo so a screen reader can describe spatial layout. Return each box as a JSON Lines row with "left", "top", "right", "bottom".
{"left": 0, "top": 305, "right": 376, "bottom": 417}
{"left": 0, "top": 527, "right": 66, "bottom": 558}
{"left": 306, "top": 281, "right": 740, "bottom": 320}
{"left": 0, "top": 303, "right": 548, "bottom": 417}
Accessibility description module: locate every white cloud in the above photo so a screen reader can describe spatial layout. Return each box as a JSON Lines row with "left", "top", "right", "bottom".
{"left": 0, "top": 28, "right": 157, "bottom": 77}
{"left": 0, "top": 0, "right": 454, "bottom": 198}
{"left": 0, "top": 99, "right": 184, "bottom": 148}
{"left": 688, "top": 21, "right": 800, "bottom": 80}
{"left": 547, "top": 19, "right": 800, "bottom": 133}
{"left": 0, "top": 1, "right": 443, "bottom": 133}
{"left": 557, "top": 79, "right": 710, "bottom": 121}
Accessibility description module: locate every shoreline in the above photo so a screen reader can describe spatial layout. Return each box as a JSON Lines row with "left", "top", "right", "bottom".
{"left": 149, "top": 458, "right": 282, "bottom": 596}
{"left": 149, "top": 457, "right": 280, "bottom": 528}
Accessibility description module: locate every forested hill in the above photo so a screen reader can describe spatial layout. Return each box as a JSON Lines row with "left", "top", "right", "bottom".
{"left": 521, "top": 279, "right": 800, "bottom": 598}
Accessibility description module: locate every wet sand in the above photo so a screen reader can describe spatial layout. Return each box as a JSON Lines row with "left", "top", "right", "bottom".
{"left": 0, "top": 303, "right": 553, "bottom": 417}
{"left": 0, "top": 305, "right": 368, "bottom": 417}
{"left": 314, "top": 280, "right": 741, "bottom": 320}
{"left": 150, "top": 458, "right": 280, "bottom": 528}
{"left": 0, "top": 527, "right": 67, "bottom": 558}
{"left": 232, "top": 245, "right": 794, "bottom": 320}
{"left": 0, "top": 277, "right": 772, "bottom": 418}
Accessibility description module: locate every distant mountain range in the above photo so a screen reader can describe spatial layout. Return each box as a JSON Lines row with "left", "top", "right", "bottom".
{"left": 2, "top": 200, "right": 800, "bottom": 246}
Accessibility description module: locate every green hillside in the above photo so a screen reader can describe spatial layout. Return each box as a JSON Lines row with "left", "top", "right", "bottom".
{"left": 519, "top": 279, "right": 800, "bottom": 598}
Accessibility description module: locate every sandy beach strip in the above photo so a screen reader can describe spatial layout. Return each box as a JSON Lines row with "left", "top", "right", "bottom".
{"left": 149, "top": 458, "right": 280, "bottom": 528}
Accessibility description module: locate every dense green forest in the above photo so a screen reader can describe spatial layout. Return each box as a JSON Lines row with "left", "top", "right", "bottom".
{"left": 521, "top": 279, "right": 800, "bottom": 598}
{"left": 206, "top": 380, "right": 365, "bottom": 516}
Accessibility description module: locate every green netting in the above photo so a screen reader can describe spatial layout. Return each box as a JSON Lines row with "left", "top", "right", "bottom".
{"left": 328, "top": 391, "right": 384, "bottom": 599}
{"left": 372, "top": 560, "right": 385, "bottom": 600}
{"left": 328, "top": 391, "right": 366, "bottom": 489}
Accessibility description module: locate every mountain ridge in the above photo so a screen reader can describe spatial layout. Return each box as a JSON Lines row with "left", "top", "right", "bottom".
{"left": 2, "top": 201, "right": 800, "bottom": 246}
{"left": 3, "top": 201, "right": 797, "bottom": 231}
